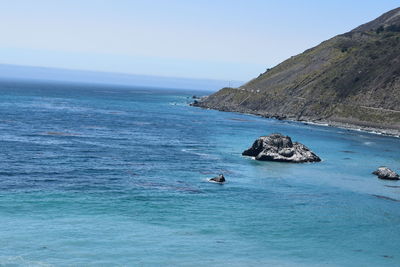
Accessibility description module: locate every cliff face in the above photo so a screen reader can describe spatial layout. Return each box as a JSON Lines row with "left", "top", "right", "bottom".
{"left": 195, "top": 8, "right": 400, "bottom": 132}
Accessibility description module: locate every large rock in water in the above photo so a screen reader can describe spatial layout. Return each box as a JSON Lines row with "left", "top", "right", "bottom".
{"left": 242, "top": 133, "right": 321, "bottom": 163}
{"left": 373, "top": 167, "right": 399, "bottom": 180}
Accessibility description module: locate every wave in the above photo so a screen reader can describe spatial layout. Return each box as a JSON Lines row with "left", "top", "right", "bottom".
{"left": 181, "top": 148, "right": 219, "bottom": 160}
{"left": 0, "top": 134, "right": 72, "bottom": 145}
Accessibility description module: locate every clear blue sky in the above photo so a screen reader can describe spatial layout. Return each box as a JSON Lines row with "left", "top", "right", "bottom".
{"left": 0, "top": 0, "right": 398, "bottom": 81}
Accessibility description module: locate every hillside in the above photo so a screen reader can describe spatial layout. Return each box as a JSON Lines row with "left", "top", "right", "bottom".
{"left": 194, "top": 7, "right": 400, "bottom": 135}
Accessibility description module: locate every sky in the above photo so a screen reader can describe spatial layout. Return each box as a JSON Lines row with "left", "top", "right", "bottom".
{"left": 0, "top": 0, "right": 399, "bottom": 81}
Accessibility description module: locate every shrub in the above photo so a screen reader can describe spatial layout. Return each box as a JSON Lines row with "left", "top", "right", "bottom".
{"left": 376, "top": 25, "right": 384, "bottom": 34}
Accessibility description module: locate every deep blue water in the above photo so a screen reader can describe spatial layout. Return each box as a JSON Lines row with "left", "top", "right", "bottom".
{"left": 1, "top": 79, "right": 400, "bottom": 266}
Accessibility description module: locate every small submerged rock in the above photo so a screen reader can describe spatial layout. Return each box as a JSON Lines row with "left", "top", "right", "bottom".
{"left": 372, "top": 194, "right": 400, "bottom": 202}
{"left": 242, "top": 133, "right": 321, "bottom": 163}
{"left": 372, "top": 167, "right": 399, "bottom": 180}
{"left": 208, "top": 174, "right": 226, "bottom": 184}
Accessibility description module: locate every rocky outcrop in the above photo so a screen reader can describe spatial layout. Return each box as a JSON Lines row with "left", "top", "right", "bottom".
{"left": 242, "top": 133, "right": 321, "bottom": 163}
{"left": 193, "top": 7, "right": 400, "bottom": 135}
{"left": 208, "top": 174, "right": 226, "bottom": 183}
{"left": 190, "top": 100, "right": 199, "bottom": 106}
{"left": 373, "top": 167, "right": 399, "bottom": 180}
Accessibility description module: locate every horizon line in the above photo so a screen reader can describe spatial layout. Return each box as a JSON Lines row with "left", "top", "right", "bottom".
{"left": 0, "top": 63, "right": 245, "bottom": 84}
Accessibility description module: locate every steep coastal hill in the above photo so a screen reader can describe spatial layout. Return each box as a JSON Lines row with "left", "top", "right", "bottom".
{"left": 194, "top": 7, "right": 400, "bottom": 135}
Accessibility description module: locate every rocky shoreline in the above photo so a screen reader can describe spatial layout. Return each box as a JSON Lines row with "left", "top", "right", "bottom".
{"left": 296, "top": 118, "right": 400, "bottom": 138}
{"left": 191, "top": 100, "right": 400, "bottom": 138}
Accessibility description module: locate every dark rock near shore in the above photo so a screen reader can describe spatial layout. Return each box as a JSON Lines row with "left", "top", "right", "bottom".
{"left": 373, "top": 167, "right": 399, "bottom": 180}
{"left": 272, "top": 115, "right": 287, "bottom": 120}
{"left": 242, "top": 133, "right": 321, "bottom": 163}
{"left": 208, "top": 174, "right": 226, "bottom": 183}
{"left": 190, "top": 100, "right": 199, "bottom": 106}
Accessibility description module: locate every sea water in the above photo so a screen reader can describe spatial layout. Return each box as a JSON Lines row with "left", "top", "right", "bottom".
{"left": 0, "top": 79, "right": 399, "bottom": 266}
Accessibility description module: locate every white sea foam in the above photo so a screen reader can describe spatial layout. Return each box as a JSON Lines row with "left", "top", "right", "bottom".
{"left": 207, "top": 179, "right": 225, "bottom": 184}
{"left": 0, "top": 256, "right": 53, "bottom": 267}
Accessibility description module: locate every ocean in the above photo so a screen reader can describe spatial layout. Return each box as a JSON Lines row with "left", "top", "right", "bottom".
{"left": 1, "top": 79, "right": 400, "bottom": 266}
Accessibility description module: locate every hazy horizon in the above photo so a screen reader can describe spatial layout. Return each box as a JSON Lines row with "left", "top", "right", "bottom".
{"left": 0, "top": 64, "right": 244, "bottom": 91}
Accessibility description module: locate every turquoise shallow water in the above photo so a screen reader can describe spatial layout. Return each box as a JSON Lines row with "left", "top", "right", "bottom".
{"left": 1, "top": 79, "right": 400, "bottom": 266}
